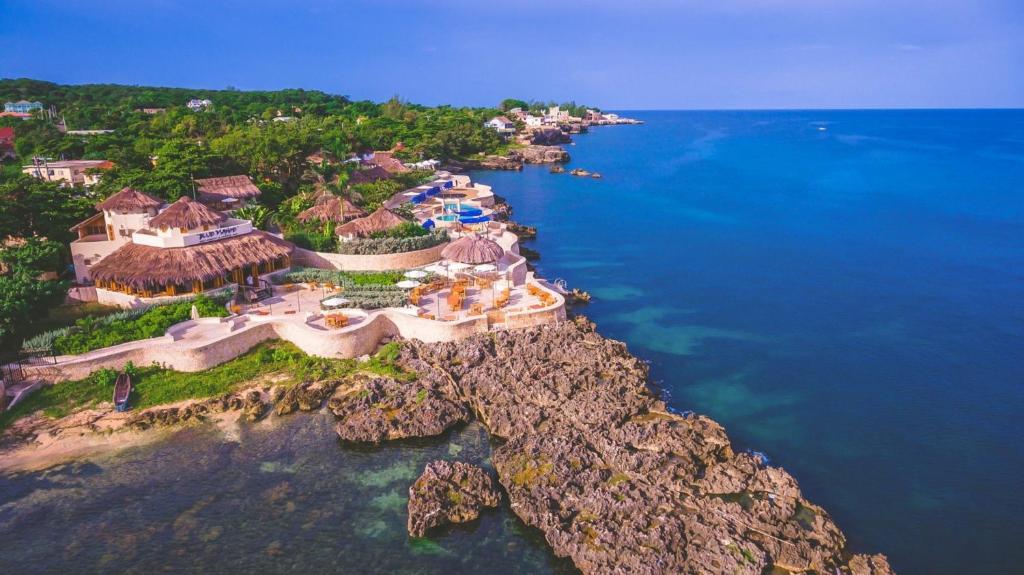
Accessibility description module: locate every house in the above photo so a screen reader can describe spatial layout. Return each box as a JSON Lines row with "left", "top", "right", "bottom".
{"left": 523, "top": 115, "right": 544, "bottom": 128}
{"left": 22, "top": 159, "right": 112, "bottom": 187}
{"left": 70, "top": 189, "right": 291, "bottom": 303}
{"left": 186, "top": 98, "right": 213, "bottom": 111}
{"left": 484, "top": 116, "right": 516, "bottom": 136}
{"left": 0, "top": 127, "right": 15, "bottom": 161}
{"left": 3, "top": 100, "right": 43, "bottom": 114}
{"left": 139, "top": 107, "right": 166, "bottom": 115}
{"left": 0, "top": 112, "right": 33, "bottom": 120}
{"left": 348, "top": 165, "right": 394, "bottom": 186}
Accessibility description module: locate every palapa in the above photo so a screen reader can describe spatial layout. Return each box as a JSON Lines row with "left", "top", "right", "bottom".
{"left": 336, "top": 207, "right": 407, "bottom": 238}
{"left": 90, "top": 231, "right": 292, "bottom": 289}
{"left": 149, "top": 196, "right": 227, "bottom": 230}
{"left": 441, "top": 234, "right": 504, "bottom": 264}
{"left": 348, "top": 165, "right": 393, "bottom": 186}
{"left": 96, "top": 187, "right": 163, "bottom": 212}
{"left": 297, "top": 195, "right": 367, "bottom": 223}
{"left": 194, "top": 175, "right": 261, "bottom": 201}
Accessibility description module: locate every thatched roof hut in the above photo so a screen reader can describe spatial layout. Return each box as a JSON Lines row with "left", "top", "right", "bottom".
{"left": 336, "top": 207, "right": 407, "bottom": 238}
{"left": 90, "top": 231, "right": 292, "bottom": 289}
{"left": 194, "top": 175, "right": 261, "bottom": 202}
{"left": 441, "top": 234, "right": 504, "bottom": 264}
{"left": 297, "top": 195, "right": 367, "bottom": 223}
{"left": 149, "top": 196, "right": 226, "bottom": 230}
{"left": 96, "top": 187, "right": 163, "bottom": 212}
{"left": 348, "top": 165, "right": 393, "bottom": 186}
{"left": 365, "top": 151, "right": 410, "bottom": 174}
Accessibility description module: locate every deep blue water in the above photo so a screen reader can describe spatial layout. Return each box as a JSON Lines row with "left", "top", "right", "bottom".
{"left": 473, "top": 110, "right": 1024, "bottom": 574}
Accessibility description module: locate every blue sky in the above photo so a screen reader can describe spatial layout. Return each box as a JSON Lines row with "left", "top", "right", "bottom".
{"left": 2, "top": 0, "right": 1021, "bottom": 109}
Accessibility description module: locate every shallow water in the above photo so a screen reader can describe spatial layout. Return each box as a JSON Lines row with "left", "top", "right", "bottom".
{"left": 473, "top": 110, "right": 1024, "bottom": 574}
{"left": 0, "top": 415, "right": 575, "bottom": 574}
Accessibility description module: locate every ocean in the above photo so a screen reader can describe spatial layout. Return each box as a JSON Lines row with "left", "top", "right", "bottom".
{"left": 471, "top": 109, "right": 1024, "bottom": 574}
{"left": 1, "top": 110, "right": 1021, "bottom": 574}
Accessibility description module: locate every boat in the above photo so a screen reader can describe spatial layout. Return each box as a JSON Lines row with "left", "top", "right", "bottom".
{"left": 113, "top": 372, "right": 132, "bottom": 412}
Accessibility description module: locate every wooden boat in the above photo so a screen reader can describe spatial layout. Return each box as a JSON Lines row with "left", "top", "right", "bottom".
{"left": 113, "top": 372, "right": 132, "bottom": 412}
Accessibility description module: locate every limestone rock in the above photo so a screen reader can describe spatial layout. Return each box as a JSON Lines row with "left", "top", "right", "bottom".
{"left": 407, "top": 460, "right": 500, "bottom": 537}
{"left": 331, "top": 377, "right": 469, "bottom": 443}
{"left": 394, "top": 318, "right": 890, "bottom": 574}
{"left": 510, "top": 144, "right": 570, "bottom": 164}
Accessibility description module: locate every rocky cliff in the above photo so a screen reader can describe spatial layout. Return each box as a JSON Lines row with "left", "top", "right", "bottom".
{"left": 388, "top": 317, "right": 893, "bottom": 575}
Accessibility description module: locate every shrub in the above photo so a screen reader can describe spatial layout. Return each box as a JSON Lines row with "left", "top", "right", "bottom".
{"left": 335, "top": 229, "right": 447, "bottom": 255}
{"left": 33, "top": 294, "right": 230, "bottom": 355}
{"left": 368, "top": 221, "right": 428, "bottom": 239}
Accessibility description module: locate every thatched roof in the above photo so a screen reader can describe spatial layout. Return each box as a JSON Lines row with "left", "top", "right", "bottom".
{"left": 96, "top": 187, "right": 163, "bottom": 212}
{"left": 336, "top": 207, "right": 407, "bottom": 238}
{"left": 90, "top": 231, "right": 292, "bottom": 289}
{"left": 348, "top": 165, "right": 393, "bottom": 186}
{"left": 195, "top": 175, "right": 261, "bottom": 201}
{"left": 297, "top": 196, "right": 366, "bottom": 224}
{"left": 441, "top": 234, "right": 504, "bottom": 264}
{"left": 149, "top": 196, "right": 226, "bottom": 230}
{"left": 366, "top": 151, "right": 410, "bottom": 174}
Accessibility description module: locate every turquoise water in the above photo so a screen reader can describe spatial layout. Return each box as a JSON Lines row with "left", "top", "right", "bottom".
{"left": 472, "top": 110, "right": 1024, "bottom": 574}
{"left": 0, "top": 417, "right": 575, "bottom": 574}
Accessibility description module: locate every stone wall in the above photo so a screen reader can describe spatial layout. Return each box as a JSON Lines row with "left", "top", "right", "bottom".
{"left": 292, "top": 243, "right": 448, "bottom": 271}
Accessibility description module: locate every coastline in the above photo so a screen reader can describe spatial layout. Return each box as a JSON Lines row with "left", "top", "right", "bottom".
{"left": 1, "top": 127, "right": 892, "bottom": 573}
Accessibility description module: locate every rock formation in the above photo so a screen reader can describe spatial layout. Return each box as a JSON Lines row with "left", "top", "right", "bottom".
{"left": 510, "top": 145, "right": 570, "bottom": 164}
{"left": 407, "top": 460, "right": 500, "bottom": 537}
{"left": 330, "top": 376, "right": 470, "bottom": 444}
{"left": 394, "top": 317, "right": 893, "bottom": 574}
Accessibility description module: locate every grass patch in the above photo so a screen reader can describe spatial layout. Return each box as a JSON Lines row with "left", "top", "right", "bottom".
{"left": 0, "top": 339, "right": 416, "bottom": 432}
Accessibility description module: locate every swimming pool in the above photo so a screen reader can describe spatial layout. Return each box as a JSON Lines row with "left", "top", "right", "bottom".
{"left": 436, "top": 214, "right": 458, "bottom": 222}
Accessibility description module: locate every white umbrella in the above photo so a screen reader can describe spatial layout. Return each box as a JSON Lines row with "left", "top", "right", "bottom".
{"left": 448, "top": 262, "right": 470, "bottom": 272}
{"left": 404, "top": 270, "right": 428, "bottom": 279}
{"left": 423, "top": 264, "right": 448, "bottom": 275}
{"left": 395, "top": 280, "right": 422, "bottom": 289}
{"left": 473, "top": 264, "right": 497, "bottom": 273}
{"left": 322, "top": 297, "right": 349, "bottom": 308}
{"left": 190, "top": 304, "right": 200, "bottom": 320}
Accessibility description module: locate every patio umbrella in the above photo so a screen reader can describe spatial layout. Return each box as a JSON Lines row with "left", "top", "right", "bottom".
{"left": 447, "top": 262, "right": 470, "bottom": 272}
{"left": 423, "top": 264, "right": 448, "bottom": 276}
{"left": 395, "top": 280, "right": 422, "bottom": 289}
{"left": 322, "top": 297, "right": 349, "bottom": 309}
{"left": 404, "top": 270, "right": 428, "bottom": 279}
{"left": 473, "top": 264, "right": 497, "bottom": 273}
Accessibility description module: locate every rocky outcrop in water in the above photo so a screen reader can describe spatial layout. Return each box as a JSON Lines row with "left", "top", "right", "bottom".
{"left": 407, "top": 460, "right": 500, "bottom": 537}
{"left": 330, "top": 376, "right": 470, "bottom": 444}
{"left": 396, "top": 317, "right": 892, "bottom": 574}
{"left": 510, "top": 145, "right": 570, "bottom": 164}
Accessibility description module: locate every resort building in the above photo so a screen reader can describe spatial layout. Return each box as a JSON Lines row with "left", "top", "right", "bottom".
{"left": 21, "top": 159, "right": 112, "bottom": 187}
{"left": 364, "top": 151, "right": 410, "bottom": 174}
{"left": 485, "top": 116, "right": 517, "bottom": 136}
{"left": 3, "top": 100, "right": 43, "bottom": 114}
{"left": 70, "top": 188, "right": 292, "bottom": 304}
{"left": 297, "top": 194, "right": 367, "bottom": 224}
{"left": 348, "top": 165, "right": 393, "bottom": 186}
{"left": 194, "top": 175, "right": 262, "bottom": 209}
{"left": 336, "top": 207, "right": 408, "bottom": 240}
{"left": 186, "top": 98, "right": 213, "bottom": 111}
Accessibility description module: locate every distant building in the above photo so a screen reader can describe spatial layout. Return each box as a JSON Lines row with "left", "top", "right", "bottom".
{"left": 363, "top": 151, "right": 411, "bottom": 174}
{"left": 484, "top": 116, "right": 516, "bottom": 136}
{"left": 523, "top": 115, "right": 544, "bottom": 128}
{"left": 0, "top": 111, "right": 33, "bottom": 120}
{"left": 193, "top": 175, "right": 262, "bottom": 210}
{"left": 0, "top": 127, "right": 15, "bottom": 161}
{"left": 4, "top": 100, "right": 43, "bottom": 114}
{"left": 186, "top": 98, "right": 213, "bottom": 112}
{"left": 139, "top": 107, "right": 166, "bottom": 115}
{"left": 22, "top": 159, "right": 113, "bottom": 187}
{"left": 66, "top": 129, "right": 115, "bottom": 136}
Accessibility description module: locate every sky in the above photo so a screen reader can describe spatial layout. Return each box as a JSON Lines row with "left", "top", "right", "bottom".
{"left": 1, "top": 0, "right": 1022, "bottom": 109}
